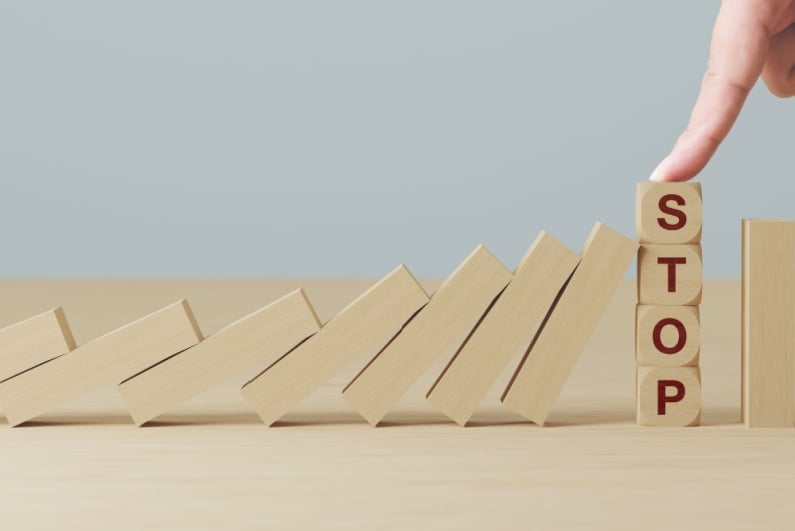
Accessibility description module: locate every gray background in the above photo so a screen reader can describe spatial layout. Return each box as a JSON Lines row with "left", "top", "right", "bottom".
{"left": 1, "top": 1, "right": 790, "bottom": 278}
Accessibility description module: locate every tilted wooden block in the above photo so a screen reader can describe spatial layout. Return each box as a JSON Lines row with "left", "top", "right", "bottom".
{"left": 636, "top": 182, "right": 702, "bottom": 244}
{"left": 0, "top": 300, "right": 203, "bottom": 426}
{"left": 637, "top": 244, "right": 702, "bottom": 306}
{"left": 342, "top": 245, "right": 512, "bottom": 426}
{"left": 118, "top": 289, "right": 321, "bottom": 425}
{"left": 501, "top": 222, "right": 637, "bottom": 425}
{"left": 636, "top": 305, "right": 700, "bottom": 367}
{"left": 637, "top": 366, "right": 701, "bottom": 427}
{"left": 742, "top": 220, "right": 795, "bottom": 427}
{"left": 426, "top": 232, "right": 580, "bottom": 426}
{"left": 241, "top": 265, "right": 429, "bottom": 426}
{"left": 0, "top": 308, "right": 76, "bottom": 382}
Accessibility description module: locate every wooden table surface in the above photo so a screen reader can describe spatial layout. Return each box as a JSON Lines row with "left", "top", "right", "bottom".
{"left": 0, "top": 279, "right": 791, "bottom": 530}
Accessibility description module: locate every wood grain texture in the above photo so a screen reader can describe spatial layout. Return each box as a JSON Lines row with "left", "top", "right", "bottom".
{"left": 636, "top": 182, "right": 702, "bottom": 244}
{"left": 636, "top": 305, "right": 700, "bottom": 367}
{"left": 241, "top": 265, "right": 429, "bottom": 426}
{"left": 0, "top": 300, "right": 203, "bottom": 426}
{"left": 637, "top": 244, "right": 703, "bottom": 306}
{"left": 0, "top": 307, "right": 76, "bottom": 382}
{"left": 742, "top": 220, "right": 795, "bottom": 427}
{"left": 118, "top": 289, "right": 321, "bottom": 425}
{"left": 0, "top": 280, "right": 790, "bottom": 530}
{"left": 501, "top": 222, "right": 637, "bottom": 425}
{"left": 637, "top": 366, "right": 701, "bottom": 427}
{"left": 342, "top": 245, "right": 511, "bottom": 425}
{"left": 426, "top": 232, "right": 580, "bottom": 426}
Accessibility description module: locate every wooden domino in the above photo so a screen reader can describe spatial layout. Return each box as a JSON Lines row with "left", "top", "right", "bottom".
{"left": 501, "top": 222, "right": 637, "bottom": 425}
{"left": 636, "top": 305, "right": 700, "bottom": 367}
{"left": 0, "top": 300, "right": 203, "bottom": 426}
{"left": 0, "top": 308, "right": 76, "bottom": 382}
{"left": 241, "top": 265, "right": 429, "bottom": 426}
{"left": 426, "top": 232, "right": 580, "bottom": 426}
{"left": 637, "top": 244, "right": 702, "bottom": 306}
{"left": 118, "top": 289, "right": 321, "bottom": 425}
{"left": 742, "top": 220, "right": 795, "bottom": 427}
{"left": 636, "top": 366, "right": 701, "bottom": 426}
{"left": 342, "top": 245, "right": 512, "bottom": 426}
{"left": 636, "top": 182, "right": 702, "bottom": 244}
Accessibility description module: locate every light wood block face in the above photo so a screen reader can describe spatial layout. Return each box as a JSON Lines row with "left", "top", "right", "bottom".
{"left": 637, "top": 366, "right": 701, "bottom": 426}
{"left": 426, "top": 232, "right": 580, "bottom": 426}
{"left": 636, "top": 305, "right": 700, "bottom": 367}
{"left": 742, "top": 220, "right": 795, "bottom": 427}
{"left": 0, "top": 300, "right": 203, "bottom": 426}
{"left": 0, "top": 308, "right": 76, "bottom": 382}
{"left": 241, "top": 265, "right": 429, "bottom": 426}
{"left": 637, "top": 244, "right": 702, "bottom": 306}
{"left": 636, "top": 182, "right": 702, "bottom": 244}
{"left": 501, "top": 222, "right": 638, "bottom": 425}
{"left": 118, "top": 289, "right": 321, "bottom": 425}
{"left": 342, "top": 245, "right": 512, "bottom": 426}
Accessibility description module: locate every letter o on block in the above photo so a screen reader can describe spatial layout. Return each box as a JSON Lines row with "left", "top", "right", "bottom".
{"left": 636, "top": 306, "right": 700, "bottom": 366}
{"left": 638, "top": 244, "right": 702, "bottom": 305}
{"left": 637, "top": 366, "right": 701, "bottom": 426}
{"left": 636, "top": 182, "right": 702, "bottom": 244}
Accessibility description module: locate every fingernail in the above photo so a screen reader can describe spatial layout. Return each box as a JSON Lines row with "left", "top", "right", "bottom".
{"left": 649, "top": 156, "right": 669, "bottom": 182}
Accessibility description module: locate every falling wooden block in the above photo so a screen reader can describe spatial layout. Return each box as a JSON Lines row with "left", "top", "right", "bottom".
{"left": 118, "top": 289, "right": 321, "bottom": 425}
{"left": 637, "top": 244, "right": 702, "bottom": 306}
{"left": 0, "top": 308, "right": 76, "bottom": 382}
{"left": 636, "top": 305, "right": 700, "bottom": 367}
{"left": 342, "top": 245, "right": 512, "bottom": 426}
{"left": 501, "top": 222, "right": 637, "bottom": 425}
{"left": 241, "top": 265, "right": 429, "bottom": 426}
{"left": 637, "top": 366, "right": 701, "bottom": 426}
{"left": 0, "top": 300, "right": 203, "bottom": 426}
{"left": 426, "top": 232, "right": 580, "bottom": 426}
{"left": 742, "top": 219, "right": 795, "bottom": 427}
{"left": 636, "top": 182, "right": 702, "bottom": 244}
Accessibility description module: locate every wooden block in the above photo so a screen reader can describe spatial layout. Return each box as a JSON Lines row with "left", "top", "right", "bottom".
{"left": 241, "top": 265, "right": 429, "bottom": 426}
{"left": 742, "top": 219, "right": 795, "bottom": 427}
{"left": 636, "top": 182, "right": 702, "bottom": 244}
{"left": 0, "top": 300, "right": 203, "bottom": 426}
{"left": 637, "top": 366, "right": 701, "bottom": 426}
{"left": 118, "top": 289, "right": 321, "bottom": 425}
{"left": 0, "top": 308, "right": 76, "bottom": 382}
{"left": 501, "top": 222, "right": 637, "bottom": 425}
{"left": 426, "top": 232, "right": 580, "bottom": 426}
{"left": 637, "top": 244, "right": 702, "bottom": 306}
{"left": 636, "top": 305, "right": 700, "bottom": 367}
{"left": 342, "top": 245, "right": 512, "bottom": 426}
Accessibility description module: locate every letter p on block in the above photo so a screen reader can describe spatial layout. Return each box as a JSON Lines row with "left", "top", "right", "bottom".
{"left": 637, "top": 366, "right": 701, "bottom": 426}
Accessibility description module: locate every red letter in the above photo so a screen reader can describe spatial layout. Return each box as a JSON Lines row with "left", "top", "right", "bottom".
{"left": 652, "top": 318, "right": 686, "bottom": 355}
{"left": 657, "top": 194, "right": 686, "bottom": 230}
{"left": 657, "top": 380, "right": 685, "bottom": 415}
{"left": 657, "top": 257, "right": 686, "bottom": 292}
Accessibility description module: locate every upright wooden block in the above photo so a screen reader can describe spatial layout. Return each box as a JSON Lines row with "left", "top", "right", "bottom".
{"left": 0, "top": 300, "right": 203, "bottom": 426}
{"left": 637, "top": 244, "right": 702, "bottom": 306}
{"left": 637, "top": 366, "right": 701, "bottom": 426}
{"left": 241, "top": 265, "right": 429, "bottom": 426}
{"left": 742, "top": 220, "right": 795, "bottom": 427}
{"left": 426, "top": 232, "right": 580, "bottom": 426}
{"left": 501, "top": 222, "right": 637, "bottom": 425}
{"left": 636, "top": 305, "right": 700, "bottom": 367}
{"left": 118, "top": 289, "right": 321, "bottom": 425}
{"left": 342, "top": 245, "right": 512, "bottom": 426}
{"left": 0, "top": 308, "right": 76, "bottom": 382}
{"left": 636, "top": 182, "right": 702, "bottom": 244}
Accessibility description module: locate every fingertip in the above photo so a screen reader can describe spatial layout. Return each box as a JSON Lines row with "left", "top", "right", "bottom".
{"left": 648, "top": 156, "right": 670, "bottom": 182}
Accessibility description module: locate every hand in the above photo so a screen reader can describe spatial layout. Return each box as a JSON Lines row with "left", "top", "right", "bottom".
{"left": 650, "top": 0, "right": 795, "bottom": 182}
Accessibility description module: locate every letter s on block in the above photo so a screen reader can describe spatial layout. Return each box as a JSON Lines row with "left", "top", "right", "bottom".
{"left": 657, "top": 194, "right": 686, "bottom": 230}
{"left": 657, "top": 380, "right": 686, "bottom": 415}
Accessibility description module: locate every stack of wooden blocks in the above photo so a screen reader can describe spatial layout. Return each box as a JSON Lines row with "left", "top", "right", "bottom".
{"left": 636, "top": 183, "right": 703, "bottom": 426}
